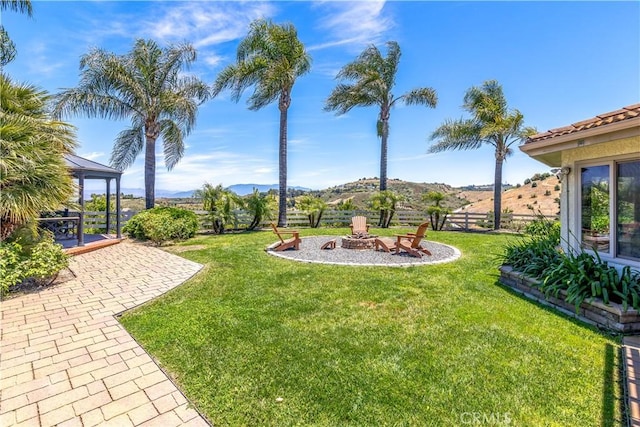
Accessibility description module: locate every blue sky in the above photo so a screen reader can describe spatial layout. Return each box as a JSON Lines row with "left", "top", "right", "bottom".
{"left": 4, "top": 1, "right": 639, "bottom": 192}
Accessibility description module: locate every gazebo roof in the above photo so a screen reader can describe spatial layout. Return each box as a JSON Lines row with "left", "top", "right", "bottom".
{"left": 64, "top": 154, "right": 122, "bottom": 180}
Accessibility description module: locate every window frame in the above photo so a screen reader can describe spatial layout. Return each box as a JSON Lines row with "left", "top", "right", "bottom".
{"left": 575, "top": 154, "right": 640, "bottom": 268}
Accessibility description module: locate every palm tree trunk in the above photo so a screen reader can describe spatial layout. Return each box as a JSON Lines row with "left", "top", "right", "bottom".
{"left": 493, "top": 156, "right": 504, "bottom": 230}
{"left": 379, "top": 119, "right": 389, "bottom": 191}
{"left": 277, "top": 103, "right": 288, "bottom": 227}
{"left": 144, "top": 136, "right": 156, "bottom": 209}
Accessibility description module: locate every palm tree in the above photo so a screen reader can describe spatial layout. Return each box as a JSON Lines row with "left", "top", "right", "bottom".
{"left": 0, "top": 73, "right": 76, "bottom": 240}
{"left": 245, "top": 189, "right": 276, "bottom": 230}
{"left": 53, "top": 39, "right": 210, "bottom": 209}
{"left": 429, "top": 80, "right": 536, "bottom": 229}
{"left": 325, "top": 41, "right": 437, "bottom": 192}
{"left": 195, "top": 183, "right": 242, "bottom": 234}
{"left": 213, "top": 19, "right": 311, "bottom": 227}
{"left": 0, "top": 0, "right": 32, "bottom": 65}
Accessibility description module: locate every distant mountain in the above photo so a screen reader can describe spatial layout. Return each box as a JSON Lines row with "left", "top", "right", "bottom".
{"left": 226, "top": 184, "right": 312, "bottom": 196}
{"left": 84, "top": 187, "right": 197, "bottom": 199}
{"left": 84, "top": 185, "right": 311, "bottom": 198}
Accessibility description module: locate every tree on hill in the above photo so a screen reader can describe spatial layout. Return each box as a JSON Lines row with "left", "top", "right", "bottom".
{"left": 428, "top": 80, "right": 535, "bottom": 229}
{"left": 325, "top": 41, "right": 437, "bottom": 192}
{"left": 213, "top": 19, "right": 311, "bottom": 227}
{"left": 53, "top": 39, "right": 210, "bottom": 209}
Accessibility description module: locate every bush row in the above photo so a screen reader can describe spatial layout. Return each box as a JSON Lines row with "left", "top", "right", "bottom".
{"left": 501, "top": 219, "right": 640, "bottom": 311}
{"left": 0, "top": 232, "right": 69, "bottom": 296}
{"left": 123, "top": 207, "right": 199, "bottom": 245}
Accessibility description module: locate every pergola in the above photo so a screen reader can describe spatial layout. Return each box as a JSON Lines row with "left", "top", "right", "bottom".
{"left": 64, "top": 154, "right": 123, "bottom": 246}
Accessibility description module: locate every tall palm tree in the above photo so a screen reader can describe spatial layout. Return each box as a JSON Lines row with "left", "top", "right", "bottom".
{"left": 429, "top": 80, "right": 536, "bottom": 229}
{"left": 0, "top": 73, "right": 76, "bottom": 240}
{"left": 325, "top": 41, "right": 437, "bottom": 192}
{"left": 1, "top": 0, "right": 33, "bottom": 65}
{"left": 213, "top": 19, "right": 311, "bottom": 227}
{"left": 53, "top": 39, "right": 210, "bottom": 209}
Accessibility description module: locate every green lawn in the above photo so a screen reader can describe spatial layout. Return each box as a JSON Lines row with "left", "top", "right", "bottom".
{"left": 120, "top": 228, "right": 622, "bottom": 426}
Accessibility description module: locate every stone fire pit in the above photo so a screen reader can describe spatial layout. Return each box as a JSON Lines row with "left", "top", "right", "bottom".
{"left": 341, "top": 233, "right": 378, "bottom": 250}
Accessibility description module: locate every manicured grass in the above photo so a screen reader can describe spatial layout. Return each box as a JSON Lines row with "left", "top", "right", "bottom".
{"left": 120, "top": 228, "right": 622, "bottom": 426}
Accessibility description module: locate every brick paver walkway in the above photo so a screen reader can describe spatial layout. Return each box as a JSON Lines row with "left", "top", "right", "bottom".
{"left": 0, "top": 242, "right": 209, "bottom": 426}
{"left": 625, "top": 336, "right": 640, "bottom": 426}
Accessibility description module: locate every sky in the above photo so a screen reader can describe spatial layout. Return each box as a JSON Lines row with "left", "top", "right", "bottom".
{"left": 4, "top": 1, "right": 639, "bottom": 193}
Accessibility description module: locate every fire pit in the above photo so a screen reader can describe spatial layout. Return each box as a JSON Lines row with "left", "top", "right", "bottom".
{"left": 341, "top": 233, "right": 378, "bottom": 250}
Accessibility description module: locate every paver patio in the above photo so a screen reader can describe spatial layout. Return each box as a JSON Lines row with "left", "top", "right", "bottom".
{"left": 0, "top": 242, "right": 208, "bottom": 426}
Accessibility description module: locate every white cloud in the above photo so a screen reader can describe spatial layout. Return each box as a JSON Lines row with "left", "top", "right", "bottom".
{"left": 310, "top": 0, "right": 392, "bottom": 52}
{"left": 78, "top": 151, "right": 106, "bottom": 161}
{"left": 143, "top": 2, "right": 275, "bottom": 48}
{"left": 25, "top": 41, "right": 65, "bottom": 77}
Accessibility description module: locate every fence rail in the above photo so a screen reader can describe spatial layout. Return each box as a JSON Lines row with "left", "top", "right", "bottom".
{"left": 77, "top": 209, "right": 556, "bottom": 233}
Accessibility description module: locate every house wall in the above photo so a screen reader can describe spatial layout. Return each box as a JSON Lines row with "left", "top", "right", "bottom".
{"left": 559, "top": 135, "right": 640, "bottom": 267}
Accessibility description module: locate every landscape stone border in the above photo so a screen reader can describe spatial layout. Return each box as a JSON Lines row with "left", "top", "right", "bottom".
{"left": 267, "top": 236, "right": 461, "bottom": 267}
{"left": 499, "top": 265, "right": 640, "bottom": 333}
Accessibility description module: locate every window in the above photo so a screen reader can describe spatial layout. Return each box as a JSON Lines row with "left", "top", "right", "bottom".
{"left": 617, "top": 160, "right": 640, "bottom": 260}
{"left": 579, "top": 159, "right": 640, "bottom": 263}
{"left": 581, "top": 165, "right": 610, "bottom": 252}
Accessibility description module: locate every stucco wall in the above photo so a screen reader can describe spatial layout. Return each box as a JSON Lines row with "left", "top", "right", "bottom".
{"left": 559, "top": 135, "right": 640, "bottom": 268}
{"left": 561, "top": 135, "right": 640, "bottom": 165}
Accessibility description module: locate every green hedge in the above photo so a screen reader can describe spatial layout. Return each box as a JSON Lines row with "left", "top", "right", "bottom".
{"left": 123, "top": 207, "right": 199, "bottom": 245}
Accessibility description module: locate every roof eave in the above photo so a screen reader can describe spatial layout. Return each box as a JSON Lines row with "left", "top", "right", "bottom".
{"left": 520, "top": 117, "right": 640, "bottom": 167}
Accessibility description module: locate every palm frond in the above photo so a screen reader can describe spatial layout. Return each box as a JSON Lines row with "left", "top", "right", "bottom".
{"left": 109, "top": 126, "right": 144, "bottom": 170}
{"left": 428, "top": 118, "right": 483, "bottom": 152}
{"left": 402, "top": 87, "right": 437, "bottom": 108}
{"left": 159, "top": 120, "right": 184, "bottom": 170}
{"left": 0, "top": 0, "right": 32, "bottom": 16}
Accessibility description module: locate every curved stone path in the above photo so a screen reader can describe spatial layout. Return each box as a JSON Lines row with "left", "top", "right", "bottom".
{"left": 0, "top": 242, "right": 208, "bottom": 427}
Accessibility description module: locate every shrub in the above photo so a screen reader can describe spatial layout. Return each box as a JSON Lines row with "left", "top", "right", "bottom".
{"left": 501, "top": 223, "right": 640, "bottom": 312}
{"left": 531, "top": 181, "right": 538, "bottom": 188}
{"left": 544, "top": 190, "right": 552, "bottom": 196}
{"left": 554, "top": 184, "right": 560, "bottom": 191}
{"left": 524, "top": 178, "right": 531, "bottom": 185}
{"left": 123, "top": 207, "right": 198, "bottom": 245}
{"left": 517, "top": 194, "right": 523, "bottom": 199}
{"left": 0, "top": 234, "right": 69, "bottom": 295}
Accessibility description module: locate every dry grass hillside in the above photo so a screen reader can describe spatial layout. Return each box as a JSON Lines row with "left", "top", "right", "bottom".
{"left": 316, "top": 178, "right": 469, "bottom": 211}
{"left": 457, "top": 175, "right": 561, "bottom": 216}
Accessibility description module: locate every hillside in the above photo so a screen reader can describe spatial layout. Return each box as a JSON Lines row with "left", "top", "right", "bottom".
{"left": 119, "top": 174, "right": 561, "bottom": 218}
{"left": 311, "top": 178, "right": 470, "bottom": 211}
{"left": 457, "top": 175, "right": 561, "bottom": 216}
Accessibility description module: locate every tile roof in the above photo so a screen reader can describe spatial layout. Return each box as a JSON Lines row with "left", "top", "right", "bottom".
{"left": 526, "top": 103, "right": 640, "bottom": 143}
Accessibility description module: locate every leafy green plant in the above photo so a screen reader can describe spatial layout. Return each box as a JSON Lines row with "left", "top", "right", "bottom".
{"left": 0, "top": 233, "right": 69, "bottom": 295}
{"left": 123, "top": 207, "right": 198, "bottom": 245}
{"left": 501, "top": 218, "right": 640, "bottom": 312}
{"left": 297, "top": 195, "right": 327, "bottom": 228}
{"left": 195, "top": 184, "right": 242, "bottom": 234}
{"left": 422, "top": 191, "right": 450, "bottom": 230}
{"left": 244, "top": 189, "right": 276, "bottom": 230}
{"left": 336, "top": 199, "right": 357, "bottom": 211}
{"left": 370, "top": 190, "right": 404, "bottom": 228}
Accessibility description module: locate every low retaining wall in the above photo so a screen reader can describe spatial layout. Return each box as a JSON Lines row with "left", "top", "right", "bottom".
{"left": 499, "top": 265, "right": 640, "bottom": 333}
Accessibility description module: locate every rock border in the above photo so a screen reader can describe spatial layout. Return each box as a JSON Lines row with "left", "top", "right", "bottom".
{"left": 267, "top": 236, "right": 461, "bottom": 267}
{"left": 499, "top": 265, "right": 640, "bottom": 333}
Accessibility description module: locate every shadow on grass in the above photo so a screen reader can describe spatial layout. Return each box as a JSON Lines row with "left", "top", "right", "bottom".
{"left": 494, "top": 278, "right": 624, "bottom": 426}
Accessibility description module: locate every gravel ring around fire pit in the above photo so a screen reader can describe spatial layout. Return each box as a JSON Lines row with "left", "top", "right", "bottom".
{"left": 267, "top": 236, "right": 461, "bottom": 267}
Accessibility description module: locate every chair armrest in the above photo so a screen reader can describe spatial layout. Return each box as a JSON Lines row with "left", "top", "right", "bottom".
{"left": 278, "top": 230, "right": 299, "bottom": 235}
{"left": 395, "top": 234, "right": 416, "bottom": 239}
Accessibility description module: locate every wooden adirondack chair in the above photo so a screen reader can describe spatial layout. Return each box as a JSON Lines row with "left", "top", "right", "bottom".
{"left": 269, "top": 223, "right": 301, "bottom": 251}
{"left": 349, "top": 216, "right": 370, "bottom": 235}
{"left": 374, "top": 222, "right": 432, "bottom": 258}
